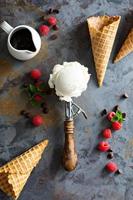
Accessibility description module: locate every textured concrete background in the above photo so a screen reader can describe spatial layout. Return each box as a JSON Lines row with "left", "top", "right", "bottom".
{"left": 0, "top": 0, "right": 133, "bottom": 200}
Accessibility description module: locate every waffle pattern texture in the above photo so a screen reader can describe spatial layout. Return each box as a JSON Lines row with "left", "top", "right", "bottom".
{"left": 0, "top": 139, "right": 48, "bottom": 200}
{"left": 114, "top": 28, "right": 133, "bottom": 63}
{"left": 87, "top": 16, "right": 121, "bottom": 87}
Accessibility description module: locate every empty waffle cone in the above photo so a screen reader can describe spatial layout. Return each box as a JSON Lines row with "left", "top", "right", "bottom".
{"left": 87, "top": 16, "right": 121, "bottom": 87}
{"left": 0, "top": 139, "right": 48, "bottom": 200}
{"left": 114, "top": 28, "right": 133, "bottom": 63}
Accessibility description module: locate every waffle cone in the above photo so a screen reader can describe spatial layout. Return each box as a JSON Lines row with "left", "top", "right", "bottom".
{"left": 0, "top": 139, "right": 48, "bottom": 200}
{"left": 87, "top": 16, "right": 121, "bottom": 86}
{"left": 114, "top": 28, "right": 133, "bottom": 63}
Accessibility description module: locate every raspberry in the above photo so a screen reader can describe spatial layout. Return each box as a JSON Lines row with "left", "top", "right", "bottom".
{"left": 39, "top": 25, "right": 50, "bottom": 36}
{"left": 30, "top": 69, "right": 42, "bottom": 80}
{"left": 47, "top": 16, "right": 57, "bottom": 26}
{"left": 106, "top": 162, "right": 118, "bottom": 173}
{"left": 34, "top": 94, "right": 42, "bottom": 102}
{"left": 107, "top": 112, "right": 116, "bottom": 121}
{"left": 32, "top": 115, "right": 43, "bottom": 126}
{"left": 112, "top": 121, "right": 122, "bottom": 131}
{"left": 98, "top": 141, "right": 110, "bottom": 152}
{"left": 102, "top": 128, "right": 112, "bottom": 139}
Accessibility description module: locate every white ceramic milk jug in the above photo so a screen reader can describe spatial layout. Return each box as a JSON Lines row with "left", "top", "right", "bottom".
{"left": 0, "top": 21, "right": 41, "bottom": 61}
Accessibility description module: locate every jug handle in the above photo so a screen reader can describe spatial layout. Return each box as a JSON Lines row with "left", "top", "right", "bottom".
{"left": 0, "top": 21, "right": 13, "bottom": 34}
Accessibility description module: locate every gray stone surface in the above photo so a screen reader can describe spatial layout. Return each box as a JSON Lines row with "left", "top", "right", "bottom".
{"left": 0, "top": 0, "right": 133, "bottom": 199}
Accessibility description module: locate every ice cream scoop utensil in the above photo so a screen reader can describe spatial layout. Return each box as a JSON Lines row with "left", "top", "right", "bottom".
{"left": 48, "top": 62, "right": 91, "bottom": 171}
{"left": 63, "top": 101, "right": 87, "bottom": 171}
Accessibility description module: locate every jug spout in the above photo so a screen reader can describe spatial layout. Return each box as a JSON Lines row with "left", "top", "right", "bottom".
{"left": 26, "top": 50, "right": 36, "bottom": 54}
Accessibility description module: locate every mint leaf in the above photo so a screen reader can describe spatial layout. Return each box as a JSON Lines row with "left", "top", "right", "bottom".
{"left": 28, "top": 84, "right": 38, "bottom": 95}
{"left": 38, "top": 92, "right": 45, "bottom": 97}
{"left": 39, "top": 83, "right": 45, "bottom": 90}
{"left": 31, "top": 100, "right": 38, "bottom": 107}
{"left": 116, "top": 110, "right": 122, "bottom": 118}
{"left": 111, "top": 116, "right": 119, "bottom": 122}
{"left": 30, "top": 100, "right": 42, "bottom": 107}
{"left": 119, "top": 118, "right": 124, "bottom": 123}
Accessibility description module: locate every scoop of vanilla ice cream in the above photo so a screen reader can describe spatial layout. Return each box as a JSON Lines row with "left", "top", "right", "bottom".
{"left": 48, "top": 62, "right": 91, "bottom": 102}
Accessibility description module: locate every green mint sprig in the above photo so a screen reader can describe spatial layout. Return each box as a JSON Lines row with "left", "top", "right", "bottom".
{"left": 111, "top": 110, "right": 124, "bottom": 123}
{"left": 22, "top": 83, "right": 45, "bottom": 107}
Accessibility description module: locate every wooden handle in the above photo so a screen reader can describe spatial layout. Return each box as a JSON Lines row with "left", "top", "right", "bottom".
{"left": 62, "top": 120, "right": 78, "bottom": 171}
